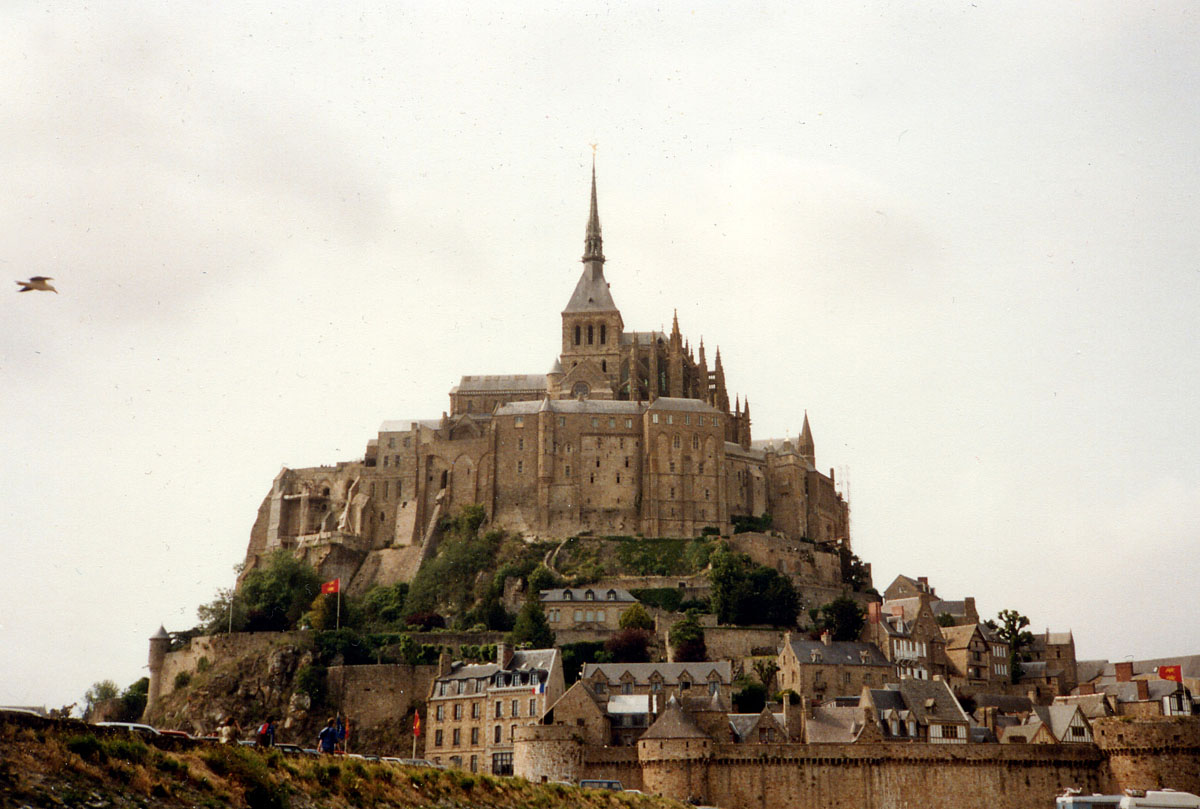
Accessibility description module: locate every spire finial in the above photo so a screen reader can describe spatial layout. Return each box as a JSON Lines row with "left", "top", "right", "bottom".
{"left": 583, "top": 153, "right": 604, "bottom": 264}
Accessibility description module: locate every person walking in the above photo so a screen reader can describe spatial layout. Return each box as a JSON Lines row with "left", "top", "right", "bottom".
{"left": 255, "top": 716, "right": 276, "bottom": 749}
{"left": 317, "top": 717, "right": 338, "bottom": 754}
{"left": 218, "top": 718, "right": 241, "bottom": 745}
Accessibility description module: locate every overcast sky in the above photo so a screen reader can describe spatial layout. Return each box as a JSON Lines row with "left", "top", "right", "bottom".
{"left": 3, "top": 2, "right": 1198, "bottom": 711}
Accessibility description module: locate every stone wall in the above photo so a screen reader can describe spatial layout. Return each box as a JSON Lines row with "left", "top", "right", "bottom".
{"left": 157, "top": 632, "right": 309, "bottom": 704}
{"left": 1093, "top": 715, "right": 1200, "bottom": 793}
{"left": 326, "top": 664, "right": 438, "bottom": 736}
{"left": 641, "top": 741, "right": 1105, "bottom": 809}
{"left": 700, "top": 626, "right": 786, "bottom": 661}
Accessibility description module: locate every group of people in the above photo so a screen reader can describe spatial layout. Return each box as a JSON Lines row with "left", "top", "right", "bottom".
{"left": 213, "top": 715, "right": 345, "bottom": 753}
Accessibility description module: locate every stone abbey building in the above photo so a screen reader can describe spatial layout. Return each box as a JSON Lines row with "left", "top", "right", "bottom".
{"left": 242, "top": 168, "right": 849, "bottom": 588}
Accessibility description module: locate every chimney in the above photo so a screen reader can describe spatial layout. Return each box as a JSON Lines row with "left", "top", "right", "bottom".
{"left": 1115, "top": 662, "right": 1134, "bottom": 683}
{"left": 1078, "top": 683, "right": 1096, "bottom": 695}
{"left": 891, "top": 605, "right": 905, "bottom": 618}
{"left": 820, "top": 630, "right": 832, "bottom": 647}
{"left": 497, "top": 642, "right": 514, "bottom": 669}
{"left": 963, "top": 597, "right": 977, "bottom": 621}
{"left": 437, "top": 652, "right": 453, "bottom": 678}
{"left": 917, "top": 576, "right": 929, "bottom": 592}
{"left": 1135, "top": 680, "right": 1149, "bottom": 701}
{"left": 868, "top": 603, "right": 882, "bottom": 624}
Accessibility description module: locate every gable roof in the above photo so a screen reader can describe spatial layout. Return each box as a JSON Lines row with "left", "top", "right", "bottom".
{"left": 540, "top": 587, "right": 637, "bottom": 603}
{"left": 786, "top": 638, "right": 891, "bottom": 667}
{"left": 1031, "top": 704, "right": 1086, "bottom": 740}
{"left": 583, "top": 661, "right": 733, "bottom": 685}
{"left": 885, "top": 679, "right": 970, "bottom": 725}
{"left": 645, "top": 396, "right": 720, "bottom": 413}
{"left": 940, "top": 624, "right": 981, "bottom": 650}
{"left": 450, "top": 374, "right": 548, "bottom": 394}
{"left": 806, "top": 703, "right": 868, "bottom": 743}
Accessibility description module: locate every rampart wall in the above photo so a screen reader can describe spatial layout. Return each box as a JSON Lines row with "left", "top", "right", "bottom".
{"left": 1093, "top": 715, "right": 1200, "bottom": 794}
{"left": 326, "top": 664, "right": 438, "bottom": 733}
{"left": 158, "top": 631, "right": 309, "bottom": 703}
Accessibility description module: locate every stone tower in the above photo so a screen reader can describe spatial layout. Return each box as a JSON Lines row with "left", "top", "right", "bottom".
{"left": 145, "top": 625, "right": 170, "bottom": 717}
{"left": 559, "top": 162, "right": 624, "bottom": 396}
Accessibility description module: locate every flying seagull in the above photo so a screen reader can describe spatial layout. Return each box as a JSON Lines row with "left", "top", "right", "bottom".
{"left": 16, "top": 276, "right": 57, "bottom": 293}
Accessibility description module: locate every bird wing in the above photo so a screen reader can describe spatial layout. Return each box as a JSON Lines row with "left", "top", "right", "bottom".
{"left": 29, "top": 276, "right": 53, "bottom": 282}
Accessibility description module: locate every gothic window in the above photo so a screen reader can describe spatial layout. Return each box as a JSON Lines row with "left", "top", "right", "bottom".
{"left": 600, "top": 324, "right": 607, "bottom": 344}
{"left": 602, "top": 360, "right": 607, "bottom": 373}
{"left": 572, "top": 382, "right": 590, "bottom": 397}
{"left": 587, "top": 325, "right": 594, "bottom": 345}
{"left": 692, "top": 434, "right": 700, "bottom": 450}
{"left": 673, "top": 435, "right": 681, "bottom": 449}
{"left": 518, "top": 438, "right": 524, "bottom": 451}
{"left": 574, "top": 325, "right": 581, "bottom": 345}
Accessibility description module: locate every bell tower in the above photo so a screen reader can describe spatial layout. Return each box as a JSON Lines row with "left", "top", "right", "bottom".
{"left": 560, "top": 161, "right": 624, "bottom": 396}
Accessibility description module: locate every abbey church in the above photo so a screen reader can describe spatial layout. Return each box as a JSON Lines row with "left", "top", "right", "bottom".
{"left": 242, "top": 168, "right": 849, "bottom": 589}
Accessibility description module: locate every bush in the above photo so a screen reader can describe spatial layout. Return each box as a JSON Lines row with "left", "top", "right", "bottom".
{"left": 733, "top": 680, "right": 767, "bottom": 713}
{"left": 174, "top": 671, "right": 192, "bottom": 689}
{"left": 104, "top": 738, "right": 149, "bottom": 764}
{"left": 605, "top": 628, "right": 653, "bottom": 663}
{"left": 618, "top": 603, "right": 654, "bottom": 631}
{"left": 630, "top": 588, "right": 682, "bottom": 612}
{"left": 239, "top": 551, "right": 321, "bottom": 632}
{"left": 66, "top": 734, "right": 106, "bottom": 763}
{"left": 295, "top": 664, "right": 326, "bottom": 703}
{"left": 709, "top": 549, "right": 799, "bottom": 627}
{"left": 560, "top": 642, "right": 609, "bottom": 684}
{"left": 669, "top": 612, "right": 707, "bottom": 662}
{"left": 508, "top": 600, "right": 554, "bottom": 649}
{"left": 315, "top": 628, "right": 374, "bottom": 665}
{"left": 809, "top": 596, "right": 866, "bottom": 641}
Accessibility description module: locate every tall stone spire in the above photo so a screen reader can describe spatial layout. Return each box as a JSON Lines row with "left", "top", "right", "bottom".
{"left": 799, "top": 411, "right": 815, "bottom": 466}
{"left": 582, "top": 158, "right": 604, "bottom": 264}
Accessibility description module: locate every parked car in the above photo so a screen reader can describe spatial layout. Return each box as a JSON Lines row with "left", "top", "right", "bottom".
{"left": 274, "top": 744, "right": 305, "bottom": 755}
{"left": 580, "top": 779, "right": 623, "bottom": 791}
{"left": 157, "top": 730, "right": 192, "bottom": 740}
{"left": 94, "top": 722, "right": 160, "bottom": 737}
{"left": 382, "top": 757, "right": 440, "bottom": 768}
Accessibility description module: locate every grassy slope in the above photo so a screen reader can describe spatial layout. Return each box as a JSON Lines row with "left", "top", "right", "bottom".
{"left": 1, "top": 714, "right": 680, "bottom": 809}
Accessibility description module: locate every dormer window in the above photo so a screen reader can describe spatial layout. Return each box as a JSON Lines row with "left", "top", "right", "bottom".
{"left": 584, "top": 590, "right": 594, "bottom": 601}
{"left": 811, "top": 650, "right": 822, "bottom": 663}
{"left": 607, "top": 590, "right": 616, "bottom": 601}
{"left": 563, "top": 591, "right": 573, "bottom": 601}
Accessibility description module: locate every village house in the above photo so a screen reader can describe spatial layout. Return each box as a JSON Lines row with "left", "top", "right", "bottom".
{"left": 862, "top": 598, "right": 945, "bottom": 681}
{"left": 860, "top": 677, "right": 972, "bottom": 743}
{"left": 777, "top": 631, "right": 894, "bottom": 702}
{"left": 1000, "top": 703, "right": 1093, "bottom": 744}
{"left": 539, "top": 587, "right": 638, "bottom": 631}
{"left": 427, "top": 642, "right": 564, "bottom": 775}
{"left": 942, "top": 624, "right": 1001, "bottom": 689}
{"left": 581, "top": 661, "right": 733, "bottom": 704}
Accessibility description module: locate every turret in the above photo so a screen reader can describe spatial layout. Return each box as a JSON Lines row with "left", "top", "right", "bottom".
{"left": 145, "top": 625, "right": 171, "bottom": 718}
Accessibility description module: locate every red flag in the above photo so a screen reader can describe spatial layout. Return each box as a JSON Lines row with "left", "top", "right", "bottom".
{"left": 413, "top": 710, "right": 421, "bottom": 738}
{"left": 1157, "top": 665, "right": 1183, "bottom": 683}
{"left": 321, "top": 578, "right": 340, "bottom": 595}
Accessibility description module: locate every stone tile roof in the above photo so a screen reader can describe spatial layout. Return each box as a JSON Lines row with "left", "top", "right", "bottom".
{"left": 887, "top": 679, "right": 971, "bottom": 725}
{"left": 437, "top": 649, "right": 557, "bottom": 682}
{"left": 1093, "top": 654, "right": 1200, "bottom": 682}
{"left": 787, "top": 638, "right": 891, "bottom": 668}
{"left": 727, "top": 709, "right": 785, "bottom": 742}
{"left": 1031, "top": 704, "right": 1084, "bottom": 740}
{"left": 540, "top": 587, "right": 637, "bottom": 603}
{"left": 940, "top": 624, "right": 979, "bottom": 651}
{"left": 450, "top": 374, "right": 548, "bottom": 394}
{"left": 620, "top": 330, "right": 666, "bottom": 345}
{"left": 930, "top": 598, "right": 968, "bottom": 617}
{"left": 582, "top": 661, "right": 732, "bottom": 685}
{"left": 724, "top": 442, "right": 767, "bottom": 461}
{"left": 974, "top": 694, "right": 1033, "bottom": 714}
{"left": 1076, "top": 659, "right": 1109, "bottom": 683}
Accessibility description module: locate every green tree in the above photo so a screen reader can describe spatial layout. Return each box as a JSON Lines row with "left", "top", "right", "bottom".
{"left": 733, "top": 678, "right": 767, "bottom": 713}
{"left": 360, "top": 581, "right": 409, "bottom": 628}
{"left": 752, "top": 659, "right": 779, "bottom": 693}
{"left": 935, "top": 612, "right": 957, "bottom": 628}
{"left": 809, "top": 595, "right": 866, "bottom": 642}
{"left": 669, "top": 611, "right": 707, "bottom": 662}
{"left": 526, "top": 564, "right": 562, "bottom": 596}
{"left": 84, "top": 680, "right": 120, "bottom": 716}
{"left": 120, "top": 677, "right": 150, "bottom": 721}
{"left": 709, "top": 550, "right": 800, "bottom": 627}
{"left": 508, "top": 600, "right": 555, "bottom": 649}
{"left": 238, "top": 550, "right": 321, "bottom": 631}
{"left": 838, "top": 548, "right": 871, "bottom": 592}
{"left": 990, "top": 608, "right": 1035, "bottom": 684}
{"left": 619, "top": 603, "right": 655, "bottom": 631}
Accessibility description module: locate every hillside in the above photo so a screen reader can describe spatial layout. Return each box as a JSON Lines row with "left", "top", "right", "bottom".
{"left": 1, "top": 711, "right": 682, "bottom": 809}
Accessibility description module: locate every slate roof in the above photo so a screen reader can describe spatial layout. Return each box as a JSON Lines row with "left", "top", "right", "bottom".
{"left": 540, "top": 587, "right": 637, "bottom": 603}
{"left": 940, "top": 624, "right": 980, "bottom": 651}
{"left": 1092, "top": 655, "right": 1200, "bottom": 683}
{"left": 1076, "top": 659, "right": 1109, "bottom": 683}
{"left": 974, "top": 694, "right": 1033, "bottom": 714}
{"left": 640, "top": 698, "right": 709, "bottom": 740}
{"left": 620, "top": 330, "right": 666, "bottom": 345}
{"left": 563, "top": 265, "right": 620, "bottom": 313}
{"left": 1030, "top": 704, "right": 1086, "bottom": 740}
{"left": 437, "top": 649, "right": 558, "bottom": 682}
{"left": 787, "top": 638, "right": 891, "bottom": 668}
{"left": 1096, "top": 680, "right": 1185, "bottom": 702}
{"left": 930, "top": 599, "right": 969, "bottom": 617}
{"left": 728, "top": 709, "right": 785, "bottom": 742}
{"left": 496, "top": 399, "right": 645, "bottom": 416}
{"left": 1055, "top": 693, "right": 1115, "bottom": 718}
{"left": 883, "top": 597, "right": 925, "bottom": 623}
{"left": 450, "top": 374, "right": 548, "bottom": 394}
{"left": 877, "top": 679, "right": 970, "bottom": 726}
{"left": 582, "top": 661, "right": 733, "bottom": 685}
{"left": 724, "top": 442, "right": 767, "bottom": 461}
{"left": 645, "top": 397, "right": 720, "bottom": 413}
{"left": 806, "top": 704, "right": 868, "bottom": 743}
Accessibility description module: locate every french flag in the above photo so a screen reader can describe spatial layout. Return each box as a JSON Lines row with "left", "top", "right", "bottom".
{"left": 532, "top": 679, "right": 545, "bottom": 695}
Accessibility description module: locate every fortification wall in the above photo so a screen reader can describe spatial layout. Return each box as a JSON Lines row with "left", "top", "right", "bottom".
{"left": 326, "top": 664, "right": 438, "bottom": 732}
{"left": 729, "top": 533, "right": 842, "bottom": 586}
{"left": 582, "top": 746, "right": 643, "bottom": 791}
{"left": 639, "top": 742, "right": 1105, "bottom": 809}
{"left": 158, "top": 631, "right": 309, "bottom": 703}
{"left": 1093, "top": 715, "right": 1200, "bottom": 794}
{"left": 702, "top": 626, "right": 785, "bottom": 661}
{"left": 512, "top": 725, "right": 585, "bottom": 784}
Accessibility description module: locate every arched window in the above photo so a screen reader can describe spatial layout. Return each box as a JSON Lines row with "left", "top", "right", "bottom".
{"left": 600, "top": 324, "right": 607, "bottom": 344}
{"left": 574, "top": 325, "right": 581, "bottom": 345}
{"left": 673, "top": 435, "right": 681, "bottom": 449}
{"left": 587, "top": 324, "right": 594, "bottom": 345}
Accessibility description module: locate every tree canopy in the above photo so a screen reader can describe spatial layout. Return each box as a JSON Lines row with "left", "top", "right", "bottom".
{"left": 709, "top": 549, "right": 800, "bottom": 627}
{"left": 669, "top": 611, "right": 707, "bottom": 662}
{"left": 508, "top": 600, "right": 555, "bottom": 649}
{"left": 809, "top": 595, "right": 866, "bottom": 642}
{"left": 989, "top": 608, "right": 1034, "bottom": 684}
{"left": 238, "top": 550, "right": 321, "bottom": 631}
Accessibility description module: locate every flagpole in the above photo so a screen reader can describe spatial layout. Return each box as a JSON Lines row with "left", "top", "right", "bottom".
{"left": 336, "top": 586, "right": 341, "bottom": 631}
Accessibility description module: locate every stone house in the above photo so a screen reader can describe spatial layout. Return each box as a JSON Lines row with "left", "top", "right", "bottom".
{"left": 1001, "top": 704, "right": 1093, "bottom": 744}
{"left": 728, "top": 707, "right": 787, "bottom": 743}
{"left": 426, "top": 642, "right": 563, "bottom": 774}
{"left": 860, "top": 677, "right": 972, "bottom": 743}
{"left": 777, "top": 631, "right": 895, "bottom": 702}
{"left": 862, "top": 597, "right": 945, "bottom": 681}
{"left": 881, "top": 576, "right": 979, "bottom": 626}
{"left": 539, "top": 587, "right": 638, "bottom": 632}
{"left": 942, "top": 624, "right": 999, "bottom": 688}
{"left": 1026, "top": 630, "right": 1078, "bottom": 693}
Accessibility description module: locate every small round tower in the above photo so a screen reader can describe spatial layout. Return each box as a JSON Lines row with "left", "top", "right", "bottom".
{"left": 145, "top": 625, "right": 171, "bottom": 717}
